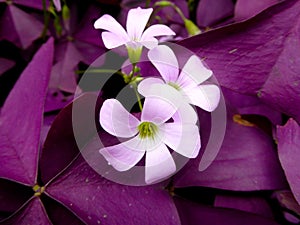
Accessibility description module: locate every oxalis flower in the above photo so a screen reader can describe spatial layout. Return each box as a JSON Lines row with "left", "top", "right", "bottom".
{"left": 94, "top": 7, "right": 175, "bottom": 63}
{"left": 138, "top": 45, "right": 220, "bottom": 112}
{"left": 99, "top": 85, "right": 200, "bottom": 184}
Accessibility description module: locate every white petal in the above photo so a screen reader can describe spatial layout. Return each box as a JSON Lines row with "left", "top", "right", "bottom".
{"left": 100, "top": 99, "right": 139, "bottom": 138}
{"left": 182, "top": 84, "right": 220, "bottom": 112}
{"left": 102, "top": 32, "right": 127, "bottom": 49}
{"left": 172, "top": 101, "right": 198, "bottom": 124}
{"left": 126, "top": 7, "right": 153, "bottom": 40}
{"left": 145, "top": 143, "right": 176, "bottom": 184}
{"left": 99, "top": 140, "right": 145, "bottom": 171}
{"left": 148, "top": 45, "right": 179, "bottom": 83}
{"left": 142, "top": 24, "right": 176, "bottom": 40}
{"left": 94, "top": 14, "right": 129, "bottom": 43}
{"left": 141, "top": 84, "right": 183, "bottom": 124}
{"left": 141, "top": 24, "right": 175, "bottom": 49}
{"left": 177, "top": 55, "right": 213, "bottom": 86}
{"left": 140, "top": 37, "right": 158, "bottom": 49}
{"left": 162, "top": 123, "right": 201, "bottom": 158}
{"left": 137, "top": 77, "right": 165, "bottom": 97}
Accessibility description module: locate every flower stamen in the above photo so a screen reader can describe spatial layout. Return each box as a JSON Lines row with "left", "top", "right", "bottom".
{"left": 138, "top": 122, "right": 158, "bottom": 139}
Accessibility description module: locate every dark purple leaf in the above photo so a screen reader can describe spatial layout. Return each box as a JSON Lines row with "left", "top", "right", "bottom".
{"left": 0, "top": 4, "right": 44, "bottom": 49}
{"left": 196, "top": 0, "right": 234, "bottom": 27}
{"left": 173, "top": 113, "right": 287, "bottom": 191}
{"left": 179, "top": 0, "right": 300, "bottom": 122}
{"left": 0, "top": 179, "right": 33, "bottom": 218}
{"left": 0, "top": 38, "right": 54, "bottom": 185}
{"left": 46, "top": 155, "right": 181, "bottom": 225}
{"left": 174, "top": 197, "right": 280, "bottom": 225}
{"left": 40, "top": 93, "right": 100, "bottom": 184}
{"left": 13, "top": 0, "right": 49, "bottom": 11}
{"left": 2, "top": 198, "right": 52, "bottom": 225}
{"left": 234, "top": 0, "right": 281, "bottom": 21}
{"left": 273, "top": 191, "right": 300, "bottom": 217}
{"left": 277, "top": 119, "right": 300, "bottom": 204}
{"left": 0, "top": 58, "right": 15, "bottom": 76}
{"left": 44, "top": 89, "right": 72, "bottom": 113}
{"left": 214, "top": 195, "right": 274, "bottom": 218}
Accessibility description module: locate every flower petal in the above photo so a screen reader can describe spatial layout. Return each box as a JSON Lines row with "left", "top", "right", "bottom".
{"left": 177, "top": 55, "right": 213, "bottom": 86}
{"left": 94, "top": 14, "right": 129, "bottom": 45}
{"left": 148, "top": 45, "right": 179, "bottom": 83}
{"left": 141, "top": 24, "right": 175, "bottom": 49}
{"left": 99, "top": 139, "right": 145, "bottom": 171}
{"left": 126, "top": 7, "right": 153, "bottom": 40}
{"left": 142, "top": 24, "right": 176, "bottom": 40}
{"left": 172, "top": 101, "right": 198, "bottom": 124}
{"left": 182, "top": 84, "right": 220, "bottom": 112}
{"left": 138, "top": 77, "right": 165, "bottom": 97}
{"left": 101, "top": 31, "right": 128, "bottom": 49}
{"left": 145, "top": 143, "right": 176, "bottom": 184}
{"left": 100, "top": 99, "right": 140, "bottom": 138}
{"left": 141, "top": 84, "right": 183, "bottom": 124}
{"left": 162, "top": 123, "right": 201, "bottom": 158}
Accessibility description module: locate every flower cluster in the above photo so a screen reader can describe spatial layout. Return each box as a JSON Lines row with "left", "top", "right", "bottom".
{"left": 95, "top": 7, "right": 220, "bottom": 184}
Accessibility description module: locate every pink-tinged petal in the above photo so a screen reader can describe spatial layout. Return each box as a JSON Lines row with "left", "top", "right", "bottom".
{"left": 99, "top": 138, "right": 145, "bottom": 171}
{"left": 145, "top": 143, "right": 176, "bottom": 184}
{"left": 141, "top": 24, "right": 175, "bottom": 49}
{"left": 137, "top": 77, "right": 165, "bottom": 97}
{"left": 140, "top": 37, "right": 158, "bottom": 49}
{"left": 172, "top": 101, "right": 198, "bottom": 124}
{"left": 94, "top": 14, "right": 129, "bottom": 44}
{"left": 182, "top": 84, "right": 220, "bottom": 112}
{"left": 101, "top": 31, "right": 128, "bottom": 49}
{"left": 162, "top": 123, "right": 201, "bottom": 158}
{"left": 178, "top": 55, "right": 213, "bottom": 86}
{"left": 53, "top": 0, "right": 61, "bottom": 11}
{"left": 148, "top": 45, "right": 179, "bottom": 83}
{"left": 100, "top": 99, "right": 139, "bottom": 138}
{"left": 277, "top": 119, "right": 300, "bottom": 204}
{"left": 141, "top": 84, "right": 182, "bottom": 124}
{"left": 126, "top": 7, "right": 153, "bottom": 40}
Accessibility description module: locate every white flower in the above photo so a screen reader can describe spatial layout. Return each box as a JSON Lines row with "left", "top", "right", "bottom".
{"left": 94, "top": 7, "right": 175, "bottom": 63}
{"left": 99, "top": 85, "right": 200, "bottom": 184}
{"left": 138, "top": 45, "right": 220, "bottom": 112}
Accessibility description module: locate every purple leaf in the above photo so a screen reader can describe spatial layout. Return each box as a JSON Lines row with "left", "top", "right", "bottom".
{"left": 0, "top": 58, "right": 15, "bottom": 76}
{"left": 196, "top": 0, "right": 234, "bottom": 27}
{"left": 13, "top": 0, "right": 49, "bottom": 11}
{"left": 0, "top": 179, "right": 33, "bottom": 218}
{"left": 179, "top": 0, "right": 300, "bottom": 122}
{"left": 235, "top": 0, "right": 281, "bottom": 21}
{"left": 0, "top": 5, "right": 44, "bottom": 49}
{"left": 174, "top": 197, "right": 280, "bottom": 225}
{"left": 273, "top": 190, "right": 300, "bottom": 217}
{"left": 46, "top": 155, "right": 181, "bottom": 225}
{"left": 173, "top": 113, "right": 287, "bottom": 191}
{"left": 50, "top": 41, "right": 82, "bottom": 93}
{"left": 277, "top": 119, "right": 300, "bottom": 204}
{"left": 40, "top": 93, "right": 99, "bottom": 184}
{"left": 0, "top": 38, "right": 54, "bottom": 185}
{"left": 44, "top": 89, "right": 72, "bottom": 113}
{"left": 214, "top": 195, "right": 274, "bottom": 218}
{"left": 2, "top": 198, "right": 52, "bottom": 225}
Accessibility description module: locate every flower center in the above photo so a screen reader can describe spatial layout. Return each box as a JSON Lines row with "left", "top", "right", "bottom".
{"left": 138, "top": 122, "right": 158, "bottom": 139}
{"left": 168, "top": 82, "right": 181, "bottom": 90}
{"left": 32, "top": 184, "right": 45, "bottom": 197}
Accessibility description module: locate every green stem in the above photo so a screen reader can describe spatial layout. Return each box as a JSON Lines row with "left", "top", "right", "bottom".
{"left": 76, "top": 69, "right": 125, "bottom": 77}
{"left": 41, "top": 0, "right": 50, "bottom": 40}
{"left": 132, "top": 82, "right": 143, "bottom": 111}
{"left": 145, "top": 0, "right": 151, "bottom": 7}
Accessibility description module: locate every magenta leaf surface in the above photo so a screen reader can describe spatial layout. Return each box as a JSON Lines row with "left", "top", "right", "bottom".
{"left": 0, "top": 38, "right": 54, "bottom": 185}
{"left": 277, "top": 119, "right": 300, "bottom": 205}
{"left": 179, "top": 0, "right": 300, "bottom": 122}
{"left": 46, "top": 155, "right": 181, "bottom": 225}
{"left": 173, "top": 113, "right": 286, "bottom": 191}
{"left": 0, "top": 4, "right": 44, "bottom": 49}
